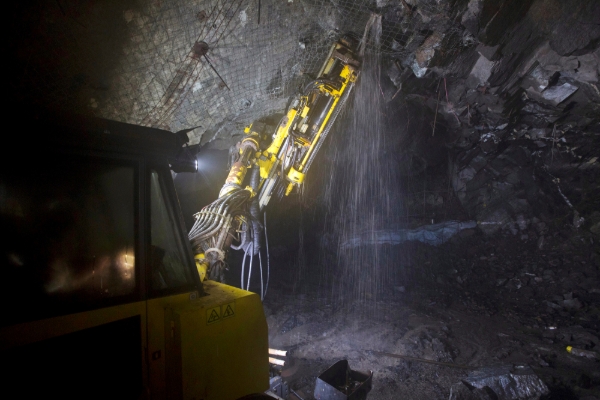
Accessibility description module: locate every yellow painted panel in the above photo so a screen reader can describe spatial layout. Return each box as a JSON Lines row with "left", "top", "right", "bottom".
{"left": 147, "top": 292, "right": 197, "bottom": 400}
{"left": 169, "top": 281, "right": 269, "bottom": 400}
{"left": 258, "top": 156, "right": 275, "bottom": 180}
{"left": 0, "top": 301, "right": 147, "bottom": 351}
{"left": 0, "top": 300, "right": 149, "bottom": 396}
{"left": 265, "top": 108, "right": 297, "bottom": 156}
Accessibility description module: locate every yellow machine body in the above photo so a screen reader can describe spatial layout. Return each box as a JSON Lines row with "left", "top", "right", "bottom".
{"left": 256, "top": 108, "right": 299, "bottom": 181}
{"left": 284, "top": 63, "right": 357, "bottom": 195}
{"left": 0, "top": 114, "right": 269, "bottom": 399}
{"left": 1, "top": 282, "right": 268, "bottom": 400}
{"left": 195, "top": 253, "right": 208, "bottom": 282}
{"left": 287, "top": 167, "right": 305, "bottom": 184}
{"left": 296, "top": 64, "right": 357, "bottom": 174}
{"left": 169, "top": 281, "right": 269, "bottom": 399}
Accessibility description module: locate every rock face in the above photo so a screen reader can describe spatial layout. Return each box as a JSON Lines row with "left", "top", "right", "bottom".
{"left": 6, "top": 0, "right": 498, "bottom": 151}
{"left": 412, "top": 32, "right": 445, "bottom": 78}
{"left": 11, "top": 0, "right": 388, "bottom": 148}
{"left": 381, "top": 0, "right": 600, "bottom": 238}
{"left": 8, "top": 0, "right": 600, "bottom": 272}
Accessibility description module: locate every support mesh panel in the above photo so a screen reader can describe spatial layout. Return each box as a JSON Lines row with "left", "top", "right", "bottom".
{"left": 10, "top": 0, "right": 453, "bottom": 146}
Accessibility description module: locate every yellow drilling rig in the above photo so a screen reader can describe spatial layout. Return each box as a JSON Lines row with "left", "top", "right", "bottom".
{"left": 189, "top": 36, "right": 360, "bottom": 287}
{"left": 0, "top": 36, "right": 360, "bottom": 400}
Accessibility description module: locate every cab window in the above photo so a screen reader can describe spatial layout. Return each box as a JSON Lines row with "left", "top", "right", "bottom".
{"left": 0, "top": 155, "right": 138, "bottom": 325}
{"left": 149, "top": 169, "right": 194, "bottom": 292}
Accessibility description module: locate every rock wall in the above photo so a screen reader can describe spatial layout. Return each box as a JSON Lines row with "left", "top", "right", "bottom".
{"left": 383, "top": 0, "right": 600, "bottom": 238}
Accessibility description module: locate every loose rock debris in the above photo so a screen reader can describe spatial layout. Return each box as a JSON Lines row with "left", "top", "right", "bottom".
{"left": 264, "top": 228, "right": 599, "bottom": 399}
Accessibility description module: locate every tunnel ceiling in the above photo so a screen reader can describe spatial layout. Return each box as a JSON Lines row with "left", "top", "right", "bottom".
{"left": 10, "top": 0, "right": 439, "bottom": 148}
{"left": 9, "top": 0, "right": 600, "bottom": 237}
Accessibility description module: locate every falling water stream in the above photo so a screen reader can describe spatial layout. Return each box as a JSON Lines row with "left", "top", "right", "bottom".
{"left": 314, "top": 15, "right": 407, "bottom": 306}
{"left": 242, "top": 15, "right": 407, "bottom": 305}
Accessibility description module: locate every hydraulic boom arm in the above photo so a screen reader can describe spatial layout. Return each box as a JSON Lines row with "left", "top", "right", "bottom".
{"left": 188, "top": 36, "right": 360, "bottom": 284}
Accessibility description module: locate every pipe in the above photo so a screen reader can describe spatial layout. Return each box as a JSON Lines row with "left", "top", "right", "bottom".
{"left": 259, "top": 251, "right": 264, "bottom": 300}
{"left": 308, "top": 94, "right": 335, "bottom": 137}
{"left": 302, "top": 79, "right": 340, "bottom": 96}
{"left": 268, "top": 349, "right": 287, "bottom": 357}
{"left": 192, "top": 190, "right": 251, "bottom": 242}
{"left": 230, "top": 212, "right": 250, "bottom": 250}
{"left": 264, "top": 211, "right": 270, "bottom": 298}
{"left": 248, "top": 166, "right": 261, "bottom": 255}
{"left": 269, "top": 357, "right": 285, "bottom": 366}
{"left": 241, "top": 247, "right": 248, "bottom": 289}
{"left": 190, "top": 195, "right": 231, "bottom": 239}
{"left": 246, "top": 242, "right": 253, "bottom": 290}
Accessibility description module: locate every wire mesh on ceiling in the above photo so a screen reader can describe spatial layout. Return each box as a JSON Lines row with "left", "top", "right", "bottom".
{"left": 11, "top": 0, "right": 451, "bottom": 146}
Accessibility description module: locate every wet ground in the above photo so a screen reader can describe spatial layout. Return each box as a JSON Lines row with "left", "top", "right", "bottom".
{"left": 263, "top": 228, "right": 600, "bottom": 399}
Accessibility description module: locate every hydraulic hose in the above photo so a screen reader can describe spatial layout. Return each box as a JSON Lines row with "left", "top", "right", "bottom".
{"left": 247, "top": 242, "right": 253, "bottom": 290}
{"left": 230, "top": 209, "right": 251, "bottom": 250}
{"left": 259, "top": 251, "right": 264, "bottom": 301}
{"left": 248, "top": 166, "right": 261, "bottom": 256}
{"left": 302, "top": 79, "right": 341, "bottom": 95}
{"left": 264, "top": 212, "right": 270, "bottom": 298}
{"left": 241, "top": 248, "right": 248, "bottom": 289}
{"left": 189, "top": 189, "right": 251, "bottom": 247}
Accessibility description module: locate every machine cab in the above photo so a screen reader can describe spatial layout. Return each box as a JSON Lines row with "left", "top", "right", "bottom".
{"left": 0, "top": 111, "right": 268, "bottom": 399}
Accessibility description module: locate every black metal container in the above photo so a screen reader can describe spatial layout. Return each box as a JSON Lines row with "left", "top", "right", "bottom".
{"left": 314, "top": 360, "right": 373, "bottom": 400}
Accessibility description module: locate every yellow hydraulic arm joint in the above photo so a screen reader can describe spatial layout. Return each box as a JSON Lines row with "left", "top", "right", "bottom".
{"left": 195, "top": 253, "right": 208, "bottom": 282}
{"left": 219, "top": 132, "right": 259, "bottom": 198}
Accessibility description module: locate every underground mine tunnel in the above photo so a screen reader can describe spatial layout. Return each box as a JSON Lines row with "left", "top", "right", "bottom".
{"left": 2, "top": 0, "right": 599, "bottom": 399}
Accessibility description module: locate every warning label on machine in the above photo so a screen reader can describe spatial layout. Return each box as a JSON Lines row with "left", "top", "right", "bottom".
{"left": 222, "top": 303, "right": 235, "bottom": 319}
{"left": 206, "top": 302, "right": 235, "bottom": 324}
{"left": 207, "top": 307, "right": 221, "bottom": 324}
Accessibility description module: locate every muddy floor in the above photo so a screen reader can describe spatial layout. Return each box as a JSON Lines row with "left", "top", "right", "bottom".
{"left": 262, "top": 229, "right": 600, "bottom": 400}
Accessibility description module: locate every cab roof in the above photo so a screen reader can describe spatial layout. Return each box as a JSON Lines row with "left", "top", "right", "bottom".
{"left": 24, "top": 107, "right": 182, "bottom": 159}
